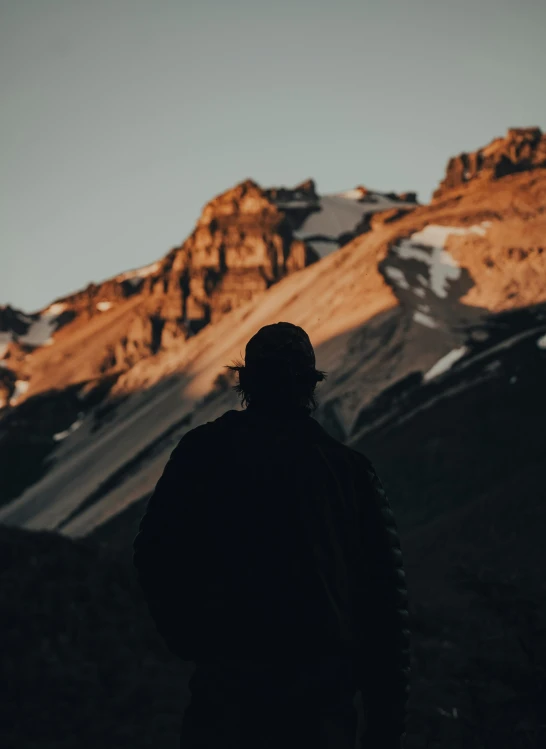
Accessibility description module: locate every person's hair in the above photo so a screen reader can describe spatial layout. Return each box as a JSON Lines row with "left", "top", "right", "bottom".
{"left": 225, "top": 358, "right": 327, "bottom": 413}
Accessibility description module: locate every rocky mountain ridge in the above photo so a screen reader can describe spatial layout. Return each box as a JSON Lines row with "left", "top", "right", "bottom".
{"left": 2, "top": 127, "right": 546, "bottom": 749}
{"left": 433, "top": 126, "right": 546, "bottom": 199}
{"left": 0, "top": 179, "right": 416, "bottom": 407}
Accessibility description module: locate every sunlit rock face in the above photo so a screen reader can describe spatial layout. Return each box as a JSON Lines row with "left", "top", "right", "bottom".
{"left": 172, "top": 179, "right": 311, "bottom": 328}
{"left": 433, "top": 127, "right": 546, "bottom": 199}
{"left": 1, "top": 176, "right": 416, "bottom": 404}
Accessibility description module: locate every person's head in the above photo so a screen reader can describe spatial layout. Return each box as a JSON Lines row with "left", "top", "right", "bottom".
{"left": 226, "top": 322, "right": 327, "bottom": 413}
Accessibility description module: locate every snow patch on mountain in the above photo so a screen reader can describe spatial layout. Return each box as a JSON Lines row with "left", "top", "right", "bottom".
{"left": 424, "top": 347, "right": 468, "bottom": 381}
{"left": 394, "top": 237, "right": 460, "bottom": 299}
{"left": 413, "top": 311, "right": 438, "bottom": 328}
{"left": 0, "top": 332, "right": 11, "bottom": 358}
{"left": 20, "top": 315, "right": 57, "bottom": 347}
{"left": 53, "top": 416, "right": 85, "bottom": 442}
{"left": 392, "top": 223, "right": 492, "bottom": 300}
{"left": 45, "top": 303, "right": 68, "bottom": 316}
{"left": 9, "top": 380, "right": 29, "bottom": 406}
{"left": 272, "top": 187, "right": 418, "bottom": 260}
{"left": 384, "top": 266, "right": 410, "bottom": 289}
{"left": 412, "top": 223, "right": 491, "bottom": 247}
{"left": 0, "top": 305, "right": 69, "bottom": 355}
{"left": 117, "top": 262, "right": 161, "bottom": 283}
{"left": 337, "top": 188, "right": 367, "bottom": 200}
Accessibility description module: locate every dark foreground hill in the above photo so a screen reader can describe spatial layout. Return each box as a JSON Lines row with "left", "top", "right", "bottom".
{"left": 2, "top": 495, "right": 544, "bottom": 749}
{"left": 0, "top": 524, "right": 192, "bottom": 749}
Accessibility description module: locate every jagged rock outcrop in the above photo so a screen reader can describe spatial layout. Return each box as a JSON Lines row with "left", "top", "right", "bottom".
{"left": 1, "top": 180, "right": 311, "bottom": 365}
{"left": 0, "top": 368, "right": 17, "bottom": 409}
{"left": 398, "top": 192, "right": 418, "bottom": 204}
{"left": 2, "top": 177, "right": 417, "bottom": 404}
{"left": 434, "top": 127, "right": 546, "bottom": 199}
{"left": 0, "top": 305, "right": 31, "bottom": 338}
{"left": 265, "top": 178, "right": 320, "bottom": 203}
{"left": 9, "top": 121, "right": 546, "bottom": 409}
{"left": 0, "top": 181, "right": 313, "bottom": 402}
{"left": 167, "top": 179, "right": 310, "bottom": 328}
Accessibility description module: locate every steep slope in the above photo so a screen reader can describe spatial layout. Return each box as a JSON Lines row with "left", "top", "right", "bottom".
{"left": 2, "top": 128, "right": 546, "bottom": 749}
{"left": 0, "top": 180, "right": 415, "bottom": 406}
{"left": 2, "top": 324, "right": 545, "bottom": 749}
{"left": 434, "top": 126, "right": 546, "bottom": 198}
{"left": 0, "top": 228, "right": 400, "bottom": 529}
{"left": 1, "top": 127, "right": 545, "bottom": 540}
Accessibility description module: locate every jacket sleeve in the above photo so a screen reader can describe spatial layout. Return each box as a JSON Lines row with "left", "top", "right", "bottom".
{"left": 355, "top": 458, "right": 411, "bottom": 746}
{"left": 132, "top": 428, "right": 207, "bottom": 661}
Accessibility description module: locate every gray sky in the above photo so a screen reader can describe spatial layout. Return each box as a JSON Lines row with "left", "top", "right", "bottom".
{"left": 2, "top": 0, "right": 545, "bottom": 312}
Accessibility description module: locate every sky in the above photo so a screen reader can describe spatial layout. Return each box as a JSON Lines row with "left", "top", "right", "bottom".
{"left": 1, "top": 0, "right": 546, "bottom": 312}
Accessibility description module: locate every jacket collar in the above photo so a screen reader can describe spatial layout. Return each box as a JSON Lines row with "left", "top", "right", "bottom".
{"left": 220, "top": 405, "right": 334, "bottom": 444}
{"left": 244, "top": 402, "right": 311, "bottom": 421}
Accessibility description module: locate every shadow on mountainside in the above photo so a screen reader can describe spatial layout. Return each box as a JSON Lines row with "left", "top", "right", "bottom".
{"left": 353, "top": 303, "right": 546, "bottom": 529}
{"left": 1, "top": 222, "right": 546, "bottom": 746}
{"left": 0, "top": 375, "right": 123, "bottom": 508}
{"left": 2, "top": 331, "right": 546, "bottom": 747}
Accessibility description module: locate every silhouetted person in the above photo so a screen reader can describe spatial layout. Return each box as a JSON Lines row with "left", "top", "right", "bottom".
{"left": 133, "top": 322, "right": 410, "bottom": 748}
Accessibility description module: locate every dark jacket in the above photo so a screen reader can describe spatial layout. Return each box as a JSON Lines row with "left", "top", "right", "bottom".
{"left": 133, "top": 405, "right": 410, "bottom": 742}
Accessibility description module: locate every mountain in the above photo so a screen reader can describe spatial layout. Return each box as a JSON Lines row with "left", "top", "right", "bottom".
{"left": 1, "top": 127, "right": 545, "bottom": 533}
{"left": 1, "top": 127, "right": 546, "bottom": 747}
{"left": 0, "top": 179, "right": 416, "bottom": 408}
{"left": 434, "top": 126, "right": 546, "bottom": 199}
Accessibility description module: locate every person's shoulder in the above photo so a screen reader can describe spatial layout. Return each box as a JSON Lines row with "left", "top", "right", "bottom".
{"left": 178, "top": 409, "right": 242, "bottom": 445}
{"left": 346, "top": 444, "right": 374, "bottom": 472}
{"left": 310, "top": 418, "right": 374, "bottom": 470}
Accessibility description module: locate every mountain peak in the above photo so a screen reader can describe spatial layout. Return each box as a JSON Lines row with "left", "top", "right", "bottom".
{"left": 196, "top": 179, "right": 282, "bottom": 228}
{"left": 433, "top": 127, "right": 546, "bottom": 200}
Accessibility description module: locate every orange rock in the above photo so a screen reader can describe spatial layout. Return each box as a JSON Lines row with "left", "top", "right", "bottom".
{"left": 433, "top": 127, "right": 546, "bottom": 199}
